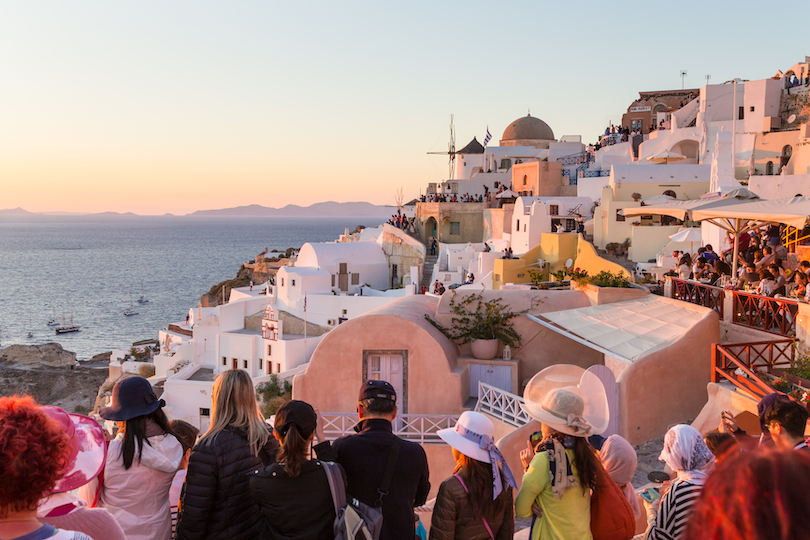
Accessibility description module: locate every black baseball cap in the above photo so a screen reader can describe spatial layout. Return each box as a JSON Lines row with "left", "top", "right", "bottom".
{"left": 274, "top": 400, "right": 317, "bottom": 438}
{"left": 359, "top": 380, "right": 397, "bottom": 402}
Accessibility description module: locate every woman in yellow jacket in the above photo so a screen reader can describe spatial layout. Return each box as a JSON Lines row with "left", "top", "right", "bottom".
{"left": 515, "top": 365, "right": 609, "bottom": 540}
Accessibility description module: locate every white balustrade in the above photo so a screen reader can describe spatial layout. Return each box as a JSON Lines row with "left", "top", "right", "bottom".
{"left": 320, "top": 413, "right": 459, "bottom": 444}
{"left": 475, "top": 382, "right": 531, "bottom": 428}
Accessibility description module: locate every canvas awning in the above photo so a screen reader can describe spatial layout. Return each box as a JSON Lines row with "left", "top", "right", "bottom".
{"left": 690, "top": 196, "right": 810, "bottom": 229}
{"left": 527, "top": 296, "right": 707, "bottom": 363}
{"left": 496, "top": 190, "right": 519, "bottom": 199}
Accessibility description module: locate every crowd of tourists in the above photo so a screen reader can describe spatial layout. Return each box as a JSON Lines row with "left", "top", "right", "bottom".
{"left": 3, "top": 364, "right": 810, "bottom": 540}
{"left": 387, "top": 211, "right": 415, "bottom": 233}
{"left": 672, "top": 223, "right": 810, "bottom": 300}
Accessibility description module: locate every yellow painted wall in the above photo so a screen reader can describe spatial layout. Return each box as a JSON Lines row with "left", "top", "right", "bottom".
{"left": 492, "top": 233, "right": 579, "bottom": 289}
{"left": 573, "top": 234, "right": 633, "bottom": 279}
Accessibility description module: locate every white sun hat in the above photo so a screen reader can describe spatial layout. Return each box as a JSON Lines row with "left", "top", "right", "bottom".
{"left": 437, "top": 411, "right": 517, "bottom": 499}
{"left": 438, "top": 411, "right": 495, "bottom": 462}
{"left": 521, "top": 364, "right": 609, "bottom": 437}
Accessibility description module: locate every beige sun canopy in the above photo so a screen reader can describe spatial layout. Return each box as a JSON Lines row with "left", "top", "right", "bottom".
{"left": 527, "top": 296, "right": 707, "bottom": 363}
{"left": 690, "top": 196, "right": 810, "bottom": 229}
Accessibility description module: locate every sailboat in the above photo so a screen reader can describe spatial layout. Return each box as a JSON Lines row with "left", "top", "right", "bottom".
{"left": 124, "top": 292, "right": 139, "bottom": 316}
{"left": 47, "top": 307, "right": 59, "bottom": 326}
{"left": 137, "top": 281, "right": 149, "bottom": 304}
{"left": 55, "top": 313, "right": 81, "bottom": 334}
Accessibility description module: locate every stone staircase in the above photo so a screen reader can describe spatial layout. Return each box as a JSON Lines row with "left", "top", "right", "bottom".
{"left": 421, "top": 254, "right": 439, "bottom": 289}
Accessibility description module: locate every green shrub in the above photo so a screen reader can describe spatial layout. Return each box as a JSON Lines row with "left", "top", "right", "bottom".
{"left": 256, "top": 374, "right": 292, "bottom": 417}
{"left": 424, "top": 292, "right": 526, "bottom": 348}
{"left": 574, "top": 270, "right": 631, "bottom": 288}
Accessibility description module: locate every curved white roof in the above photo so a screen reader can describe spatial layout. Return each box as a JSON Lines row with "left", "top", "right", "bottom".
{"left": 296, "top": 241, "right": 386, "bottom": 269}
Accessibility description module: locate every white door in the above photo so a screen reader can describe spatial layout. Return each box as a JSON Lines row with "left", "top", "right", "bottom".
{"left": 367, "top": 353, "right": 404, "bottom": 407}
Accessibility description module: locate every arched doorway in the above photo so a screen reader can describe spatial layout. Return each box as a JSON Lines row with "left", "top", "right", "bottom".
{"left": 425, "top": 217, "right": 438, "bottom": 243}
{"left": 781, "top": 145, "right": 793, "bottom": 168}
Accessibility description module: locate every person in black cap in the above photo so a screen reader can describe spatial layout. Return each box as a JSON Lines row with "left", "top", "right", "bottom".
{"left": 314, "top": 380, "right": 430, "bottom": 540}
{"left": 250, "top": 400, "right": 342, "bottom": 540}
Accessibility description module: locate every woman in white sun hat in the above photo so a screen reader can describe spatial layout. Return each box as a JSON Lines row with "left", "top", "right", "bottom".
{"left": 430, "top": 411, "right": 517, "bottom": 540}
{"left": 515, "top": 365, "right": 609, "bottom": 540}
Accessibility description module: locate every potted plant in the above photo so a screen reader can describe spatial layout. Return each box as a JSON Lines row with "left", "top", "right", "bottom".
{"left": 425, "top": 292, "right": 525, "bottom": 360}
{"left": 631, "top": 192, "right": 642, "bottom": 202}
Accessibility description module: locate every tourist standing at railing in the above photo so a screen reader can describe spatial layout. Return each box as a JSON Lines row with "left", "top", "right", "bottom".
{"left": 98, "top": 377, "right": 183, "bottom": 540}
{"left": 644, "top": 425, "right": 713, "bottom": 540}
{"left": 430, "top": 411, "right": 515, "bottom": 540}
{"left": 176, "top": 370, "right": 278, "bottom": 540}
{"left": 314, "top": 381, "right": 430, "bottom": 540}
{"left": 515, "top": 365, "right": 609, "bottom": 540}
{"left": 251, "top": 400, "right": 341, "bottom": 540}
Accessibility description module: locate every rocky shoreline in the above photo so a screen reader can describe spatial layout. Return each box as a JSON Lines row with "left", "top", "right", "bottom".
{"left": 0, "top": 342, "right": 109, "bottom": 413}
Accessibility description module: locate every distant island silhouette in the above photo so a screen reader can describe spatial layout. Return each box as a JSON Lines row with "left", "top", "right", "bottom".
{"left": 0, "top": 201, "right": 393, "bottom": 218}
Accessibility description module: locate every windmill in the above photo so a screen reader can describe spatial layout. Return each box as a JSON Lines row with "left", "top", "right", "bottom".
{"left": 427, "top": 115, "right": 457, "bottom": 180}
{"left": 393, "top": 187, "right": 405, "bottom": 212}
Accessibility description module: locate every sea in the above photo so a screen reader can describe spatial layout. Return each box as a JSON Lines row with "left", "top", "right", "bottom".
{"left": 0, "top": 215, "right": 386, "bottom": 359}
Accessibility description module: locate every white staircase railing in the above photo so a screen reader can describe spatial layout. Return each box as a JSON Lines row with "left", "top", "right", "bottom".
{"left": 321, "top": 412, "right": 459, "bottom": 444}
{"left": 475, "top": 382, "right": 531, "bottom": 428}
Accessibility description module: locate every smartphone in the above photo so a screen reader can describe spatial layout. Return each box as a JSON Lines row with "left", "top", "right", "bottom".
{"left": 640, "top": 488, "right": 661, "bottom": 504}
{"left": 529, "top": 431, "right": 543, "bottom": 446}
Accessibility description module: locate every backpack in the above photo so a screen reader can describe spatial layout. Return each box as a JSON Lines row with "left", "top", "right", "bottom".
{"left": 322, "top": 436, "right": 402, "bottom": 540}
{"left": 590, "top": 464, "right": 636, "bottom": 540}
{"left": 323, "top": 461, "right": 383, "bottom": 540}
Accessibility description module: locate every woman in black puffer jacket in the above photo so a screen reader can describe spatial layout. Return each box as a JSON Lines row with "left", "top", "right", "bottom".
{"left": 176, "top": 370, "right": 278, "bottom": 540}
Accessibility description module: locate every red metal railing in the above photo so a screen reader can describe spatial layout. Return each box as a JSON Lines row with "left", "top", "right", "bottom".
{"left": 732, "top": 291, "right": 799, "bottom": 337}
{"left": 671, "top": 278, "right": 725, "bottom": 318}
{"left": 712, "top": 339, "right": 796, "bottom": 399}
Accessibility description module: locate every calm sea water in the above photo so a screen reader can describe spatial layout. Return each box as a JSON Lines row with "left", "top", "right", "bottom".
{"left": 0, "top": 215, "right": 384, "bottom": 359}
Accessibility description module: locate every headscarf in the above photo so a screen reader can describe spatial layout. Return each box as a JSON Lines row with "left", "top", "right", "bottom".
{"left": 659, "top": 425, "right": 714, "bottom": 485}
{"left": 599, "top": 434, "right": 641, "bottom": 519}
{"left": 452, "top": 422, "right": 517, "bottom": 499}
{"left": 540, "top": 435, "right": 578, "bottom": 499}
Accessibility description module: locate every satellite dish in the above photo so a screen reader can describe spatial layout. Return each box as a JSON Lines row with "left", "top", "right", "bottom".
{"left": 565, "top": 258, "right": 574, "bottom": 267}
{"left": 788, "top": 114, "right": 797, "bottom": 124}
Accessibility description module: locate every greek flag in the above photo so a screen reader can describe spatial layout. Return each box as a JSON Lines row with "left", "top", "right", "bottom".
{"left": 483, "top": 127, "right": 492, "bottom": 147}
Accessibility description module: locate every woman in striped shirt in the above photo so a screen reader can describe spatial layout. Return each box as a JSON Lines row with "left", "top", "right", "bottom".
{"left": 645, "top": 425, "right": 714, "bottom": 540}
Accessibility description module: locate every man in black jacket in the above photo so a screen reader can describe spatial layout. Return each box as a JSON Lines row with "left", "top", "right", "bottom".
{"left": 315, "top": 380, "right": 430, "bottom": 540}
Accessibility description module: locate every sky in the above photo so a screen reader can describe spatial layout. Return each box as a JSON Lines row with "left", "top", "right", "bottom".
{"left": 0, "top": 1, "right": 807, "bottom": 214}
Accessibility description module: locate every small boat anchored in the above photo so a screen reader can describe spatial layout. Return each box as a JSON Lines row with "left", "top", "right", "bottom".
{"left": 124, "top": 292, "right": 139, "bottom": 316}
{"left": 137, "top": 282, "right": 149, "bottom": 304}
{"left": 47, "top": 307, "right": 60, "bottom": 327}
{"left": 55, "top": 313, "right": 81, "bottom": 334}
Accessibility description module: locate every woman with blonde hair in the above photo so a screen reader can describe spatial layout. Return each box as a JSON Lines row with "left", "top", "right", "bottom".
{"left": 176, "top": 369, "right": 278, "bottom": 540}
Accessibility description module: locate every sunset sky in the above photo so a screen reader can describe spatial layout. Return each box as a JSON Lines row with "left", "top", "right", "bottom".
{"left": 1, "top": 1, "right": 806, "bottom": 214}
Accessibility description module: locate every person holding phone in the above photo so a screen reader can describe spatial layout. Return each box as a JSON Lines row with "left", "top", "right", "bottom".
{"left": 514, "top": 365, "right": 609, "bottom": 540}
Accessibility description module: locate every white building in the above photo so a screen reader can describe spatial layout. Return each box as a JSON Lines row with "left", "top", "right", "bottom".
{"left": 511, "top": 196, "right": 593, "bottom": 255}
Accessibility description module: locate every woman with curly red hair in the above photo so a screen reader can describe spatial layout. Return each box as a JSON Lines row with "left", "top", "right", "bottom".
{"left": 0, "top": 395, "right": 92, "bottom": 540}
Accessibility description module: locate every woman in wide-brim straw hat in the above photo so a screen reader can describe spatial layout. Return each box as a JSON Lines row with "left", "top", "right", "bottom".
{"left": 98, "top": 376, "right": 183, "bottom": 540}
{"left": 515, "top": 365, "right": 609, "bottom": 540}
{"left": 430, "top": 411, "right": 517, "bottom": 540}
